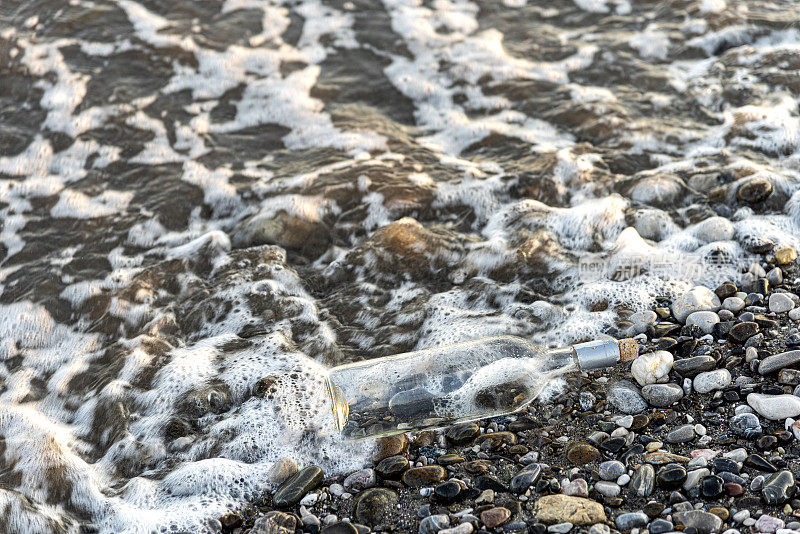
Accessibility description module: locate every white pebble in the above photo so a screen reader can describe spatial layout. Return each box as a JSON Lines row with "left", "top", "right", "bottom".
{"left": 631, "top": 351, "right": 674, "bottom": 386}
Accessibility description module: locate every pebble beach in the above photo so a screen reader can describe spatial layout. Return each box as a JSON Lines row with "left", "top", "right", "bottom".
{"left": 231, "top": 253, "right": 800, "bottom": 534}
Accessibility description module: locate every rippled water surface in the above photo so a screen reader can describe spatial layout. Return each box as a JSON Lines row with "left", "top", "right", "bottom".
{"left": 1, "top": 0, "right": 800, "bottom": 531}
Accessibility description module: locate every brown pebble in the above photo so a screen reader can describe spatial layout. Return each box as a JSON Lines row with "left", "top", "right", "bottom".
{"left": 725, "top": 482, "right": 744, "bottom": 496}
{"left": 445, "top": 423, "right": 480, "bottom": 445}
{"left": 631, "top": 414, "right": 650, "bottom": 430}
{"left": 402, "top": 465, "right": 446, "bottom": 487}
{"left": 437, "top": 454, "right": 465, "bottom": 466}
{"left": 481, "top": 506, "right": 511, "bottom": 528}
{"left": 565, "top": 442, "right": 600, "bottom": 465}
{"left": 708, "top": 507, "right": 729, "bottom": 521}
{"left": 373, "top": 434, "right": 409, "bottom": 462}
{"left": 475, "top": 431, "right": 517, "bottom": 449}
{"left": 464, "top": 460, "right": 493, "bottom": 474}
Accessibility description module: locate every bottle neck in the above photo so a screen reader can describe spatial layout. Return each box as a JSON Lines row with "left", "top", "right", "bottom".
{"left": 542, "top": 339, "right": 622, "bottom": 373}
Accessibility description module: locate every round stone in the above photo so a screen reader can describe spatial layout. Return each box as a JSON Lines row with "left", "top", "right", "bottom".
{"left": 701, "top": 475, "right": 724, "bottom": 498}
{"left": 641, "top": 383, "right": 684, "bottom": 407}
{"left": 737, "top": 177, "right": 772, "bottom": 203}
{"left": 769, "top": 293, "right": 795, "bottom": 313}
{"left": 672, "top": 286, "right": 721, "bottom": 323}
{"left": 402, "top": 466, "right": 446, "bottom": 487}
{"left": 693, "top": 369, "right": 731, "bottom": 394}
{"left": 433, "top": 481, "right": 462, "bottom": 504}
{"left": 747, "top": 393, "right": 800, "bottom": 420}
{"left": 657, "top": 465, "right": 687, "bottom": 489}
{"left": 729, "top": 412, "right": 762, "bottom": 438}
{"left": 631, "top": 351, "right": 674, "bottom": 386}
{"left": 566, "top": 442, "right": 600, "bottom": 465}
{"left": 728, "top": 321, "right": 759, "bottom": 342}
{"left": 354, "top": 488, "right": 398, "bottom": 524}
{"left": 375, "top": 455, "right": 409, "bottom": 479}
{"left": 481, "top": 507, "right": 511, "bottom": 529}
{"left": 685, "top": 311, "right": 720, "bottom": 334}
{"left": 607, "top": 380, "right": 647, "bottom": 414}
{"left": 598, "top": 460, "right": 626, "bottom": 481}
{"left": 723, "top": 297, "right": 745, "bottom": 312}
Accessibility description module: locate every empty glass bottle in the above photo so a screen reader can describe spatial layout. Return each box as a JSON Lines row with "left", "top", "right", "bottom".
{"left": 326, "top": 335, "right": 638, "bottom": 439}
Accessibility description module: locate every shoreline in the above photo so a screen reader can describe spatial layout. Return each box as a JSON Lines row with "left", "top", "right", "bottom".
{"left": 223, "top": 249, "right": 800, "bottom": 534}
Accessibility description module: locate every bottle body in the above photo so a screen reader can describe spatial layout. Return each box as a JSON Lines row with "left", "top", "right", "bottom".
{"left": 327, "top": 336, "right": 576, "bottom": 439}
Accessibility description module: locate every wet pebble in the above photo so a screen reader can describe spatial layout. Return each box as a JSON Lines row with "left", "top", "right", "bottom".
{"left": 762, "top": 470, "right": 796, "bottom": 505}
{"left": 641, "top": 383, "right": 684, "bottom": 407}
{"left": 273, "top": 466, "right": 324, "bottom": 508}
{"left": 355, "top": 488, "right": 398, "bottom": 525}
{"left": 666, "top": 424, "right": 696, "bottom": 443}
{"left": 419, "top": 514, "right": 449, "bottom": 534}
{"left": 631, "top": 464, "right": 655, "bottom": 497}
{"left": 607, "top": 380, "right": 647, "bottom": 414}
{"left": 510, "top": 463, "right": 542, "bottom": 493}
{"left": 565, "top": 442, "right": 600, "bottom": 465}
{"left": 673, "top": 510, "right": 723, "bottom": 534}
{"left": 403, "top": 466, "right": 446, "bottom": 487}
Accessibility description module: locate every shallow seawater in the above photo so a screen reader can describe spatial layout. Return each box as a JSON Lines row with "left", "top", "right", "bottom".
{"left": 0, "top": 0, "right": 799, "bottom": 531}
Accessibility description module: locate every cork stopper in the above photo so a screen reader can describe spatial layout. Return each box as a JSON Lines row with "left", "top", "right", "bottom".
{"left": 618, "top": 338, "right": 639, "bottom": 362}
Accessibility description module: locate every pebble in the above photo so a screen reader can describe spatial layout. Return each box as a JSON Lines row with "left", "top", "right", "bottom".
{"left": 269, "top": 457, "right": 299, "bottom": 485}
{"left": 375, "top": 456, "right": 409, "bottom": 479}
{"left": 562, "top": 478, "right": 589, "bottom": 498}
{"left": 762, "top": 470, "right": 796, "bottom": 505}
{"left": 650, "top": 519, "right": 674, "bottom": 534}
{"left": 547, "top": 522, "right": 574, "bottom": 534}
{"left": 373, "top": 434, "right": 409, "bottom": 462}
{"left": 656, "top": 465, "right": 687, "bottom": 489}
{"left": 737, "top": 177, "right": 773, "bottom": 203}
{"left": 672, "top": 356, "right": 716, "bottom": 376}
{"left": 607, "top": 380, "right": 647, "bottom": 414}
{"left": 755, "top": 515, "right": 785, "bottom": 534}
{"left": 729, "top": 321, "right": 760, "bottom": 342}
{"left": 594, "top": 481, "right": 620, "bottom": 498}
{"left": 630, "top": 464, "right": 655, "bottom": 497}
{"left": 758, "top": 350, "right": 800, "bottom": 375}
{"left": 343, "top": 469, "right": 376, "bottom": 493}
{"left": 631, "top": 351, "right": 674, "bottom": 386}
{"left": 693, "top": 369, "right": 731, "bottom": 394}
{"left": 672, "top": 286, "right": 721, "bottom": 323}
{"left": 273, "top": 466, "right": 324, "bottom": 508}
{"left": 673, "top": 510, "right": 724, "bottom": 534}
{"left": 747, "top": 393, "right": 800, "bottom": 420}
{"left": 684, "top": 468, "right": 710, "bottom": 490}
{"left": 480, "top": 507, "right": 511, "bottom": 529}
{"left": 628, "top": 310, "right": 658, "bottom": 335}
{"left": 686, "top": 311, "right": 720, "bottom": 334}
{"left": 666, "top": 424, "right": 696, "bottom": 443}
{"left": 615, "top": 512, "right": 649, "bottom": 531}
{"left": 565, "top": 442, "right": 600, "bottom": 465}
{"left": 723, "top": 297, "right": 745, "bottom": 312}
{"left": 701, "top": 475, "right": 725, "bottom": 498}
{"left": 438, "top": 524, "right": 474, "bottom": 534}
{"left": 419, "top": 514, "right": 450, "bottom": 534}
{"left": 729, "top": 412, "right": 763, "bottom": 438}
{"left": 769, "top": 293, "right": 795, "bottom": 313}
{"left": 790, "top": 308, "right": 800, "bottom": 321}
{"left": 354, "top": 488, "right": 398, "bottom": 525}
{"left": 253, "top": 512, "right": 296, "bottom": 534}
{"left": 321, "top": 522, "right": 359, "bottom": 534}
{"left": 775, "top": 246, "right": 797, "bottom": 264}
{"left": 510, "top": 463, "right": 542, "bottom": 493}
{"left": 403, "top": 466, "right": 446, "bottom": 487}
{"left": 598, "top": 460, "right": 626, "bottom": 481}
{"left": 531, "top": 495, "right": 607, "bottom": 525}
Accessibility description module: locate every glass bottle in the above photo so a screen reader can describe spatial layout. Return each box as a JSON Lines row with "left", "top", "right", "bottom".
{"left": 326, "top": 336, "right": 638, "bottom": 439}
